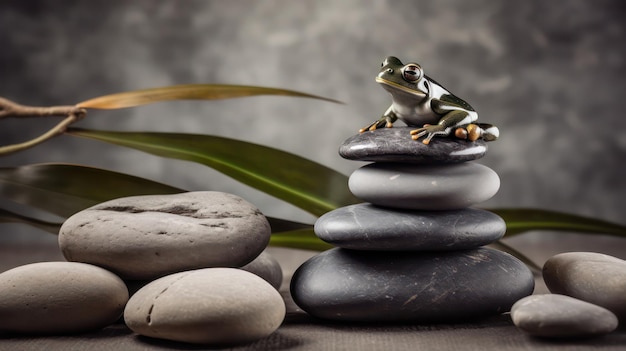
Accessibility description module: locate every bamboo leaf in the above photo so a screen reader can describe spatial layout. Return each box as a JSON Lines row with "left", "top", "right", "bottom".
{"left": 0, "top": 163, "right": 184, "bottom": 218}
{"left": 67, "top": 128, "right": 361, "bottom": 216}
{"left": 267, "top": 217, "right": 314, "bottom": 233}
{"left": 0, "top": 207, "right": 62, "bottom": 234}
{"left": 488, "top": 208, "right": 626, "bottom": 238}
{"left": 270, "top": 228, "right": 333, "bottom": 251}
{"left": 76, "top": 84, "right": 342, "bottom": 109}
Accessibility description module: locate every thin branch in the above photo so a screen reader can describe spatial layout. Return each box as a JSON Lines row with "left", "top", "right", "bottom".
{"left": 0, "top": 97, "right": 86, "bottom": 156}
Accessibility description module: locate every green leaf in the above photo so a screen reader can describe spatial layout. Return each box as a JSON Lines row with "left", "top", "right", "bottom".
{"left": 76, "top": 84, "right": 342, "bottom": 109}
{"left": 489, "top": 208, "right": 626, "bottom": 238}
{"left": 267, "top": 217, "right": 314, "bottom": 233}
{"left": 67, "top": 128, "right": 361, "bottom": 217}
{"left": 270, "top": 228, "right": 333, "bottom": 251}
{"left": 0, "top": 163, "right": 184, "bottom": 218}
{"left": 0, "top": 207, "right": 62, "bottom": 234}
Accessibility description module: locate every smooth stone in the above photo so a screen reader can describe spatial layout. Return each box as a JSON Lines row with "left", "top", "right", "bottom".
{"left": 59, "top": 191, "right": 271, "bottom": 280}
{"left": 348, "top": 162, "right": 500, "bottom": 210}
{"left": 241, "top": 250, "right": 283, "bottom": 290}
{"left": 315, "top": 204, "right": 505, "bottom": 250}
{"left": 0, "top": 262, "right": 128, "bottom": 334}
{"left": 290, "top": 247, "right": 534, "bottom": 322}
{"left": 543, "top": 252, "right": 626, "bottom": 320}
{"left": 339, "top": 127, "right": 487, "bottom": 164}
{"left": 125, "top": 252, "right": 283, "bottom": 296}
{"left": 124, "top": 268, "right": 285, "bottom": 345}
{"left": 511, "top": 294, "right": 618, "bottom": 338}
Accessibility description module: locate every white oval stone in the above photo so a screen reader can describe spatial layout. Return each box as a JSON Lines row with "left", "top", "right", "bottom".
{"left": 124, "top": 268, "right": 285, "bottom": 345}
{"left": 348, "top": 162, "right": 500, "bottom": 210}
{"left": 0, "top": 262, "right": 128, "bottom": 334}
{"left": 59, "top": 191, "right": 271, "bottom": 280}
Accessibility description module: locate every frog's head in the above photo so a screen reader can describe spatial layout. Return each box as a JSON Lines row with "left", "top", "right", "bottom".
{"left": 376, "top": 56, "right": 428, "bottom": 99}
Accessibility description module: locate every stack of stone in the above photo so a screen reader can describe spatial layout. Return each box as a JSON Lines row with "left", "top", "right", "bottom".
{"left": 291, "top": 127, "right": 535, "bottom": 323}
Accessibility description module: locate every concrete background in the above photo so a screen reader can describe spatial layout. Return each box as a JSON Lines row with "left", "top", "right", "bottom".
{"left": 0, "top": 0, "right": 624, "bottom": 259}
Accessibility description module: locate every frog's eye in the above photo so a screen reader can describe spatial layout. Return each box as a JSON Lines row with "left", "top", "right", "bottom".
{"left": 402, "top": 64, "right": 423, "bottom": 83}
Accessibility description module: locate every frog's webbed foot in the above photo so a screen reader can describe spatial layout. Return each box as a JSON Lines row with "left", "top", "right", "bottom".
{"left": 359, "top": 116, "right": 395, "bottom": 133}
{"left": 454, "top": 123, "right": 500, "bottom": 142}
{"left": 410, "top": 124, "right": 449, "bottom": 145}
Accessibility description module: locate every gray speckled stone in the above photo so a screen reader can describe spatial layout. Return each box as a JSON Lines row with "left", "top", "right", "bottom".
{"left": 543, "top": 252, "right": 626, "bottom": 321}
{"left": 315, "top": 204, "right": 505, "bottom": 250}
{"left": 124, "top": 268, "right": 285, "bottom": 345}
{"left": 0, "top": 262, "right": 128, "bottom": 334}
{"left": 241, "top": 251, "right": 283, "bottom": 290}
{"left": 511, "top": 294, "right": 618, "bottom": 338}
{"left": 348, "top": 162, "right": 500, "bottom": 210}
{"left": 59, "top": 191, "right": 271, "bottom": 280}
{"left": 290, "top": 247, "right": 534, "bottom": 322}
{"left": 339, "top": 127, "right": 487, "bottom": 164}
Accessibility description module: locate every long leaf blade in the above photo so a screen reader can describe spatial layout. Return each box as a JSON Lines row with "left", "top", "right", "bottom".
{"left": 270, "top": 228, "right": 333, "bottom": 251}
{"left": 67, "top": 129, "right": 361, "bottom": 216}
{"left": 0, "top": 163, "right": 185, "bottom": 218}
{"left": 76, "top": 84, "right": 342, "bottom": 109}
{"left": 0, "top": 207, "right": 62, "bottom": 234}
{"left": 489, "top": 208, "right": 626, "bottom": 238}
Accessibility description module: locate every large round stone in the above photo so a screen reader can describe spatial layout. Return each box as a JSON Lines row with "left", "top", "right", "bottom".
{"left": 124, "top": 268, "right": 285, "bottom": 345}
{"left": 0, "top": 262, "right": 128, "bottom": 334}
{"left": 511, "top": 294, "right": 618, "bottom": 338}
{"left": 339, "top": 127, "right": 487, "bottom": 164}
{"left": 543, "top": 252, "right": 626, "bottom": 321}
{"left": 348, "top": 162, "right": 500, "bottom": 210}
{"left": 315, "top": 204, "right": 505, "bottom": 250}
{"left": 59, "top": 191, "right": 271, "bottom": 280}
{"left": 290, "top": 247, "right": 534, "bottom": 322}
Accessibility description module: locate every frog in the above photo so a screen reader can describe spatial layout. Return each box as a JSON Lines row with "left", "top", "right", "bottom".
{"left": 359, "top": 56, "right": 499, "bottom": 144}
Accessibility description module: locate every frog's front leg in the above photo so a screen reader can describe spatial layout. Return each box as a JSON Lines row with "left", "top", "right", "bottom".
{"left": 410, "top": 110, "right": 473, "bottom": 144}
{"left": 359, "top": 108, "right": 398, "bottom": 133}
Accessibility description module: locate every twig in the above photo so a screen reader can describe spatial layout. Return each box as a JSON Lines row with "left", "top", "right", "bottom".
{"left": 0, "top": 97, "right": 86, "bottom": 155}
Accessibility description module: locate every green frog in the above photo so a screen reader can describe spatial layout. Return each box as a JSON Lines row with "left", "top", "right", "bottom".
{"left": 360, "top": 56, "right": 499, "bottom": 144}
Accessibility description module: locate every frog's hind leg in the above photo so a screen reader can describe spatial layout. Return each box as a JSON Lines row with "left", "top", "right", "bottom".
{"left": 454, "top": 123, "right": 499, "bottom": 142}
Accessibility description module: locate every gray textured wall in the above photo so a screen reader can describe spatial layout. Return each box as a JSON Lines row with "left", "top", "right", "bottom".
{"left": 1, "top": 1, "right": 624, "bottom": 254}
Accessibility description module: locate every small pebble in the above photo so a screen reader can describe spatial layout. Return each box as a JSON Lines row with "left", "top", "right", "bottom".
{"left": 290, "top": 247, "right": 534, "bottom": 322}
{"left": 543, "top": 252, "right": 626, "bottom": 321}
{"left": 59, "top": 191, "right": 271, "bottom": 280}
{"left": 511, "top": 294, "right": 618, "bottom": 338}
{"left": 348, "top": 162, "right": 500, "bottom": 210}
{"left": 339, "top": 127, "right": 487, "bottom": 164}
{"left": 241, "top": 250, "right": 283, "bottom": 290}
{"left": 124, "top": 268, "right": 285, "bottom": 345}
{"left": 315, "top": 204, "right": 505, "bottom": 250}
{"left": 0, "top": 262, "right": 128, "bottom": 334}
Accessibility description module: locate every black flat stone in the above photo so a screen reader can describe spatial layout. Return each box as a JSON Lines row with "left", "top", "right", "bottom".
{"left": 339, "top": 127, "right": 487, "bottom": 164}
{"left": 290, "top": 247, "right": 534, "bottom": 323}
{"left": 314, "top": 204, "right": 505, "bottom": 251}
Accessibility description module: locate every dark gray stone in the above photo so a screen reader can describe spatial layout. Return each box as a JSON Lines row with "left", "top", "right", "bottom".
{"left": 339, "top": 127, "right": 487, "bottom": 164}
{"left": 543, "top": 252, "right": 626, "bottom": 321}
{"left": 511, "top": 294, "right": 618, "bottom": 338}
{"left": 314, "top": 204, "right": 505, "bottom": 250}
{"left": 290, "top": 247, "right": 534, "bottom": 323}
{"left": 348, "top": 162, "right": 500, "bottom": 210}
